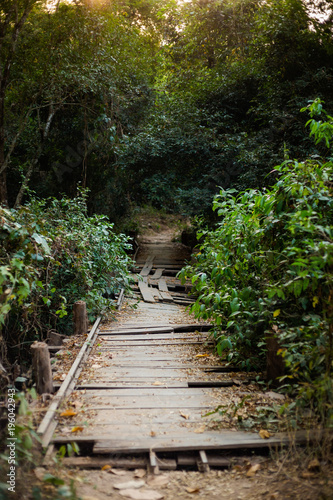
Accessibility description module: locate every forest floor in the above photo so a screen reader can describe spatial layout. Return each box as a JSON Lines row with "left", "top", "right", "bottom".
{"left": 5, "top": 209, "right": 333, "bottom": 500}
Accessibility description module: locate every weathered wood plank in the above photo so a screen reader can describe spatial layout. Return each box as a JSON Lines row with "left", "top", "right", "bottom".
{"left": 90, "top": 429, "right": 324, "bottom": 454}
{"left": 61, "top": 455, "right": 177, "bottom": 470}
{"left": 98, "top": 326, "right": 175, "bottom": 336}
{"left": 158, "top": 278, "right": 169, "bottom": 292}
{"left": 140, "top": 256, "right": 154, "bottom": 277}
{"left": 138, "top": 281, "right": 156, "bottom": 303}
{"left": 160, "top": 291, "right": 174, "bottom": 302}
{"left": 74, "top": 383, "right": 190, "bottom": 390}
{"left": 150, "top": 268, "right": 164, "bottom": 280}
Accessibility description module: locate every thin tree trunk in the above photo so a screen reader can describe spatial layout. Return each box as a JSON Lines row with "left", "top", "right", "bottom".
{"left": 0, "top": 0, "right": 36, "bottom": 205}
{"left": 14, "top": 105, "right": 56, "bottom": 208}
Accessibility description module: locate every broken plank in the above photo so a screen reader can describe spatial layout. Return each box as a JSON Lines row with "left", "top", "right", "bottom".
{"left": 138, "top": 281, "right": 156, "bottom": 303}
{"left": 150, "top": 268, "right": 164, "bottom": 280}
{"left": 158, "top": 278, "right": 169, "bottom": 292}
{"left": 140, "top": 256, "right": 154, "bottom": 277}
{"left": 159, "top": 291, "right": 174, "bottom": 302}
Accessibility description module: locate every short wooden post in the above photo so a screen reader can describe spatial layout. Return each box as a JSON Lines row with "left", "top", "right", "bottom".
{"left": 31, "top": 342, "right": 54, "bottom": 394}
{"left": 266, "top": 330, "right": 285, "bottom": 386}
{"left": 73, "top": 300, "right": 88, "bottom": 335}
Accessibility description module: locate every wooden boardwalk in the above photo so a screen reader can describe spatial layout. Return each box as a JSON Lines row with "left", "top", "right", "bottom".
{"left": 39, "top": 239, "right": 315, "bottom": 471}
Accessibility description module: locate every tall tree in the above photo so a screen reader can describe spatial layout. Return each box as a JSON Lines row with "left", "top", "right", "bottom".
{"left": 0, "top": 0, "right": 43, "bottom": 205}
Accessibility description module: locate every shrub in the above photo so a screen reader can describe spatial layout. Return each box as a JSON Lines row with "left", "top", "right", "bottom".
{"left": 0, "top": 189, "right": 132, "bottom": 369}
{"left": 180, "top": 99, "right": 333, "bottom": 426}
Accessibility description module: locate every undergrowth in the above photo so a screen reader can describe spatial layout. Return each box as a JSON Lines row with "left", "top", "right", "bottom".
{"left": 180, "top": 99, "right": 333, "bottom": 428}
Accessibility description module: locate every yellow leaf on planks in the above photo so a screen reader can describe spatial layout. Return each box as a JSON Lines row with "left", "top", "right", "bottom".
{"left": 186, "top": 487, "right": 200, "bottom": 494}
{"left": 246, "top": 463, "right": 261, "bottom": 477}
{"left": 195, "top": 354, "right": 209, "bottom": 358}
{"left": 101, "top": 465, "right": 111, "bottom": 471}
{"left": 259, "top": 429, "right": 271, "bottom": 439}
{"left": 71, "top": 426, "right": 84, "bottom": 433}
{"left": 60, "top": 410, "right": 77, "bottom": 418}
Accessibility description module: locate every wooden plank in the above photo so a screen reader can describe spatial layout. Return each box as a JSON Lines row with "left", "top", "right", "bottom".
{"left": 55, "top": 409, "right": 207, "bottom": 427}
{"left": 150, "top": 268, "right": 164, "bottom": 280}
{"left": 76, "top": 387, "right": 210, "bottom": 397}
{"left": 138, "top": 281, "right": 156, "bottom": 303}
{"left": 37, "top": 316, "right": 102, "bottom": 448}
{"left": 100, "top": 324, "right": 212, "bottom": 333}
{"left": 116, "top": 288, "right": 125, "bottom": 310}
{"left": 151, "top": 288, "right": 163, "bottom": 300}
{"left": 100, "top": 341, "right": 214, "bottom": 347}
{"left": 90, "top": 429, "right": 323, "bottom": 454}
{"left": 198, "top": 450, "right": 210, "bottom": 473}
{"left": 99, "top": 326, "right": 175, "bottom": 336}
{"left": 158, "top": 278, "right": 168, "bottom": 292}
{"left": 188, "top": 381, "right": 237, "bottom": 388}
{"left": 140, "top": 256, "right": 154, "bottom": 277}
{"left": 159, "top": 291, "right": 174, "bottom": 303}
{"left": 74, "top": 383, "right": 190, "bottom": 390}
{"left": 62, "top": 456, "right": 147, "bottom": 469}
{"left": 100, "top": 333, "right": 204, "bottom": 341}
{"left": 149, "top": 450, "right": 159, "bottom": 474}
{"left": 61, "top": 455, "right": 177, "bottom": 470}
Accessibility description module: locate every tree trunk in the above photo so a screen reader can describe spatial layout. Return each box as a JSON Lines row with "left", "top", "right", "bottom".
{"left": 14, "top": 105, "right": 56, "bottom": 208}
{"left": 0, "top": 94, "right": 8, "bottom": 206}
{"left": 73, "top": 301, "right": 88, "bottom": 335}
{"left": 31, "top": 342, "right": 53, "bottom": 394}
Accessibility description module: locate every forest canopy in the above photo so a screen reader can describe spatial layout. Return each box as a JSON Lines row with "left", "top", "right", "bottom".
{"left": 0, "top": 0, "right": 332, "bottom": 218}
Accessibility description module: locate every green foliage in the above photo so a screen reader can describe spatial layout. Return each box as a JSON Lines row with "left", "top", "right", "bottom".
{"left": 180, "top": 103, "right": 333, "bottom": 425}
{"left": 0, "top": 189, "right": 132, "bottom": 364}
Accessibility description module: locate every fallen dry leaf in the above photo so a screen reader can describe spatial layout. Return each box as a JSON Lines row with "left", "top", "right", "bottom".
{"left": 71, "top": 400, "right": 83, "bottom": 409}
{"left": 259, "top": 429, "right": 271, "bottom": 439}
{"left": 185, "top": 487, "right": 200, "bottom": 494}
{"left": 195, "top": 354, "right": 209, "bottom": 358}
{"left": 71, "top": 426, "right": 84, "bottom": 433}
{"left": 134, "top": 469, "right": 146, "bottom": 478}
{"left": 246, "top": 463, "right": 261, "bottom": 477}
{"left": 114, "top": 480, "right": 145, "bottom": 490}
{"left": 194, "top": 426, "right": 205, "bottom": 434}
{"left": 147, "top": 475, "right": 169, "bottom": 488}
{"left": 109, "top": 469, "right": 127, "bottom": 476}
{"left": 180, "top": 412, "right": 190, "bottom": 419}
{"left": 307, "top": 458, "right": 320, "bottom": 472}
{"left": 101, "top": 465, "right": 111, "bottom": 471}
{"left": 152, "top": 381, "right": 162, "bottom": 386}
{"left": 34, "top": 467, "right": 46, "bottom": 481}
{"left": 150, "top": 430, "right": 156, "bottom": 437}
{"left": 60, "top": 409, "right": 77, "bottom": 418}
{"left": 301, "top": 471, "right": 315, "bottom": 479}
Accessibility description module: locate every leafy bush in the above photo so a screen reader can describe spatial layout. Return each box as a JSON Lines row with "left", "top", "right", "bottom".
{"left": 0, "top": 189, "right": 132, "bottom": 368}
{"left": 180, "top": 100, "right": 333, "bottom": 426}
